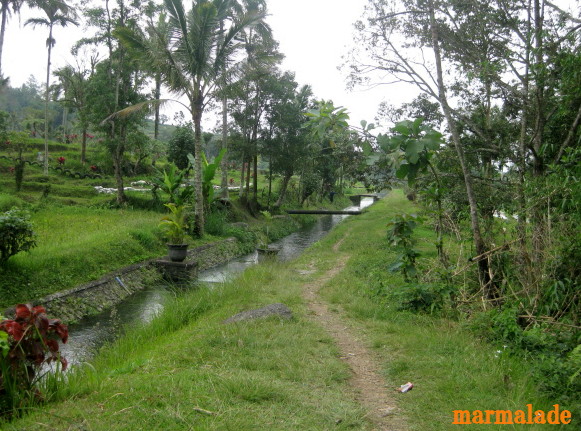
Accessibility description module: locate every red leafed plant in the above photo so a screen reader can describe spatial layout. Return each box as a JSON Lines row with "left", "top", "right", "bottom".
{"left": 0, "top": 304, "right": 68, "bottom": 416}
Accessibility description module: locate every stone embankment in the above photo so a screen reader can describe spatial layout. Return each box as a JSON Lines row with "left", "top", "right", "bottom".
{"left": 27, "top": 237, "right": 245, "bottom": 323}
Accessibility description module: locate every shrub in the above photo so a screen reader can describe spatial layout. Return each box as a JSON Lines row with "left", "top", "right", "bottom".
{"left": 0, "top": 304, "right": 68, "bottom": 417}
{"left": 388, "top": 282, "right": 456, "bottom": 314}
{"left": 167, "top": 125, "right": 195, "bottom": 170}
{"left": 0, "top": 194, "right": 26, "bottom": 212}
{"left": 386, "top": 213, "right": 422, "bottom": 281}
{"left": 205, "top": 210, "right": 228, "bottom": 236}
{"left": 0, "top": 208, "right": 37, "bottom": 265}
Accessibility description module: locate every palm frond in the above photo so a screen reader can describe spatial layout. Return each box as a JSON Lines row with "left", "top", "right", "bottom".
{"left": 100, "top": 99, "right": 178, "bottom": 125}
{"left": 165, "top": 0, "right": 191, "bottom": 54}
{"left": 23, "top": 17, "right": 50, "bottom": 28}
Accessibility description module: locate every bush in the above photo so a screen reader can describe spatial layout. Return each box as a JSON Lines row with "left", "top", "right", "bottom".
{"left": 386, "top": 213, "right": 422, "bottom": 282}
{"left": 0, "top": 209, "right": 37, "bottom": 265}
{"left": 205, "top": 210, "right": 228, "bottom": 236}
{"left": 223, "top": 225, "right": 257, "bottom": 254}
{"left": 0, "top": 195, "right": 26, "bottom": 212}
{"left": 0, "top": 304, "right": 68, "bottom": 418}
{"left": 388, "top": 282, "right": 456, "bottom": 314}
{"left": 467, "top": 306, "right": 581, "bottom": 421}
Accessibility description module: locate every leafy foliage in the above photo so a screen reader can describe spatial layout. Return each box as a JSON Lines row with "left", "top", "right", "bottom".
{"left": 187, "top": 149, "right": 226, "bottom": 211}
{"left": 151, "top": 164, "right": 193, "bottom": 206}
{"left": 388, "top": 282, "right": 456, "bottom": 314}
{"left": 386, "top": 213, "right": 422, "bottom": 282}
{"left": 305, "top": 100, "right": 350, "bottom": 148}
{"left": 0, "top": 209, "right": 37, "bottom": 265}
{"left": 159, "top": 203, "right": 189, "bottom": 245}
{"left": 0, "top": 304, "right": 68, "bottom": 417}
{"left": 167, "top": 124, "right": 195, "bottom": 170}
{"left": 379, "top": 119, "right": 442, "bottom": 186}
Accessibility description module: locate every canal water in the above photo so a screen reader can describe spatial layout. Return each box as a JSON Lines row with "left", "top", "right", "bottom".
{"left": 61, "top": 197, "right": 375, "bottom": 365}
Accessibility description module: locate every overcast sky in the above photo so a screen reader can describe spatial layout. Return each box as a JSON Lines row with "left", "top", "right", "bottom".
{"left": 2, "top": 0, "right": 578, "bottom": 130}
{"left": 2, "top": 0, "right": 410, "bottom": 130}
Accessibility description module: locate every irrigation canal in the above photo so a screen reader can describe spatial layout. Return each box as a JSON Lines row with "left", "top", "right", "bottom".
{"left": 60, "top": 197, "right": 375, "bottom": 365}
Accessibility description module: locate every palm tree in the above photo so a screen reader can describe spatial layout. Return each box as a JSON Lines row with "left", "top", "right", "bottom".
{"left": 53, "top": 56, "right": 96, "bottom": 164}
{"left": 25, "top": 0, "right": 78, "bottom": 175}
{"left": 117, "top": 0, "right": 267, "bottom": 236}
{"left": 218, "top": 0, "right": 271, "bottom": 200}
{"left": 0, "top": 0, "right": 24, "bottom": 79}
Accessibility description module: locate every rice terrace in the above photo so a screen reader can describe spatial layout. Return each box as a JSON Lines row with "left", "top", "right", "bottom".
{"left": 0, "top": 0, "right": 579, "bottom": 429}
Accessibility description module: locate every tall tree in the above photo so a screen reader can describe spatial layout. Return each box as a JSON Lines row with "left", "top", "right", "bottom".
{"left": 265, "top": 74, "right": 313, "bottom": 207}
{"left": 217, "top": 0, "right": 271, "bottom": 200}
{"left": 116, "top": 0, "right": 267, "bottom": 236}
{"left": 25, "top": 0, "right": 78, "bottom": 175}
{"left": 84, "top": 0, "right": 145, "bottom": 204}
{"left": 347, "top": 0, "right": 496, "bottom": 295}
{"left": 348, "top": 0, "right": 581, "bottom": 299}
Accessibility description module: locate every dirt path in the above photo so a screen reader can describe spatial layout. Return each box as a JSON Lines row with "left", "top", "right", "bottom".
{"left": 301, "top": 232, "right": 408, "bottom": 431}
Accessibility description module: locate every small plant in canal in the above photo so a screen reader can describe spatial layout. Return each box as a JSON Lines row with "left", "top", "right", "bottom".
{"left": 0, "top": 304, "right": 68, "bottom": 417}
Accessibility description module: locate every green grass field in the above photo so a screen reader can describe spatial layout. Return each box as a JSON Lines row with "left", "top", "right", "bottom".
{"left": 2, "top": 191, "right": 563, "bottom": 430}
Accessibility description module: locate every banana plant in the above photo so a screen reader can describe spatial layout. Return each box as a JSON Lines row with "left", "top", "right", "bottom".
{"left": 151, "top": 164, "right": 194, "bottom": 205}
{"left": 187, "top": 148, "right": 226, "bottom": 211}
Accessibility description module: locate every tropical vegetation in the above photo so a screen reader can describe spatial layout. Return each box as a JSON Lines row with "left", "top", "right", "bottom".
{"left": 0, "top": 0, "right": 578, "bottom": 427}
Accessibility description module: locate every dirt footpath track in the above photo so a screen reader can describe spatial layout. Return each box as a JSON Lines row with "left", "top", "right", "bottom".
{"left": 301, "top": 231, "right": 408, "bottom": 431}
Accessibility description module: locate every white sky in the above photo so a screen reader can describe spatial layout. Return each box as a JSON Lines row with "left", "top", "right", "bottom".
{"left": 1, "top": 0, "right": 408, "bottom": 130}
{"left": 2, "top": 0, "right": 578, "bottom": 130}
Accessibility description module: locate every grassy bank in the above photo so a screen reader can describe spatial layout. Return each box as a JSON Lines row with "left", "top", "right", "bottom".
{"left": 0, "top": 205, "right": 168, "bottom": 308}
{"left": 310, "top": 191, "right": 564, "bottom": 430}
{"left": 3, "top": 191, "right": 563, "bottom": 430}
{"left": 0, "top": 188, "right": 351, "bottom": 310}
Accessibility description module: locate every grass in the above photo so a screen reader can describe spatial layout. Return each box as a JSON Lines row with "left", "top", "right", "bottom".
{"left": 309, "top": 190, "right": 567, "bottom": 430}
{"left": 0, "top": 200, "right": 258, "bottom": 309}
{"left": 0, "top": 150, "right": 354, "bottom": 309}
{"left": 2, "top": 190, "right": 563, "bottom": 430}
{"left": 4, "top": 264, "right": 370, "bottom": 430}
{"left": 0, "top": 205, "right": 168, "bottom": 307}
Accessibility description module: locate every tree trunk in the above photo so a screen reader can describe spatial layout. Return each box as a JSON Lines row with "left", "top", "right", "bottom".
{"left": 192, "top": 97, "right": 205, "bottom": 237}
{"left": 154, "top": 74, "right": 161, "bottom": 140}
{"left": 43, "top": 25, "right": 54, "bottom": 176}
{"left": 428, "top": 1, "right": 493, "bottom": 298}
{"left": 220, "top": 95, "right": 229, "bottom": 198}
{"left": 81, "top": 126, "right": 87, "bottom": 164}
{"left": 239, "top": 157, "right": 245, "bottom": 198}
{"left": 62, "top": 106, "right": 68, "bottom": 143}
{"left": 267, "top": 152, "right": 272, "bottom": 208}
{"left": 253, "top": 152, "right": 258, "bottom": 201}
{"left": 274, "top": 171, "right": 292, "bottom": 208}
{"left": 517, "top": 6, "right": 531, "bottom": 251}
{"left": 251, "top": 121, "right": 258, "bottom": 201}
{"left": 113, "top": 143, "right": 126, "bottom": 205}
{"left": 532, "top": 0, "right": 546, "bottom": 176}
{"left": 245, "top": 155, "right": 251, "bottom": 196}
{"left": 0, "top": 4, "right": 8, "bottom": 78}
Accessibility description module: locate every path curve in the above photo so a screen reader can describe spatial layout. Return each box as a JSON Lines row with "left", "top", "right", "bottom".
{"left": 301, "top": 230, "right": 408, "bottom": 431}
